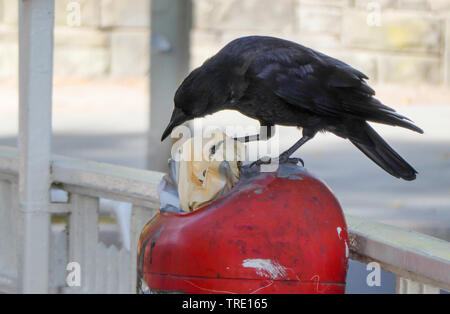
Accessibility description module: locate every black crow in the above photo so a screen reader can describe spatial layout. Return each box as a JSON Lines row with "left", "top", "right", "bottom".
{"left": 161, "top": 36, "right": 423, "bottom": 181}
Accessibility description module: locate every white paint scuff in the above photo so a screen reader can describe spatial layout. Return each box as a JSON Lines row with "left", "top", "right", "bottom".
{"left": 336, "top": 226, "right": 349, "bottom": 258}
{"left": 337, "top": 227, "right": 342, "bottom": 239}
{"left": 242, "top": 259, "right": 287, "bottom": 280}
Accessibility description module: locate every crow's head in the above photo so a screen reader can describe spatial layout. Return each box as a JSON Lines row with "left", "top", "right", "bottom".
{"left": 160, "top": 106, "right": 191, "bottom": 142}
{"left": 161, "top": 64, "right": 236, "bottom": 142}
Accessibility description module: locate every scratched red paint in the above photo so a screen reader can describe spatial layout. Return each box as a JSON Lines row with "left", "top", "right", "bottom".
{"left": 137, "top": 166, "right": 349, "bottom": 294}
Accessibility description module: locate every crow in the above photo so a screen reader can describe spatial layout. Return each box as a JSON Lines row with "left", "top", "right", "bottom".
{"left": 161, "top": 36, "right": 423, "bottom": 181}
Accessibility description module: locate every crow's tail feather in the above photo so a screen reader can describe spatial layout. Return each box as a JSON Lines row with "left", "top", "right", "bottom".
{"left": 350, "top": 123, "right": 418, "bottom": 181}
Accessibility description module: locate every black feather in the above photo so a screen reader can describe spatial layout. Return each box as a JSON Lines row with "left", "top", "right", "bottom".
{"left": 162, "top": 36, "right": 423, "bottom": 180}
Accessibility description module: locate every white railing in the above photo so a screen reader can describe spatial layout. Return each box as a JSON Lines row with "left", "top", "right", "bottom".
{"left": 0, "top": 145, "right": 164, "bottom": 293}
{"left": 1, "top": 145, "right": 449, "bottom": 294}
{"left": 347, "top": 216, "right": 450, "bottom": 293}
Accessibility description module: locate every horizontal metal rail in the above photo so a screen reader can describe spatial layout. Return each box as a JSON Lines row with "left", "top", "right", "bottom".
{"left": 0, "top": 145, "right": 164, "bottom": 208}
{"left": 0, "top": 145, "right": 449, "bottom": 293}
{"left": 51, "top": 155, "right": 164, "bottom": 208}
{"left": 347, "top": 215, "right": 450, "bottom": 291}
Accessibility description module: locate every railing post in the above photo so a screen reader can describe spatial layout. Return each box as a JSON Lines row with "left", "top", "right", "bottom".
{"left": 396, "top": 277, "right": 440, "bottom": 294}
{"left": 66, "top": 194, "right": 99, "bottom": 293}
{"left": 0, "top": 180, "right": 18, "bottom": 292}
{"left": 18, "top": 0, "right": 55, "bottom": 293}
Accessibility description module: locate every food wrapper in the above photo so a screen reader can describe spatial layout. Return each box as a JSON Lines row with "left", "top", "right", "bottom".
{"left": 158, "top": 130, "right": 246, "bottom": 212}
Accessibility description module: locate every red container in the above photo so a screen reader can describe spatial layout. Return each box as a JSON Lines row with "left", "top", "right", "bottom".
{"left": 137, "top": 165, "right": 349, "bottom": 294}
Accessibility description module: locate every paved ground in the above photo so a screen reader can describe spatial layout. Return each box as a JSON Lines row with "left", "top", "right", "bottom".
{"left": 0, "top": 79, "right": 449, "bottom": 241}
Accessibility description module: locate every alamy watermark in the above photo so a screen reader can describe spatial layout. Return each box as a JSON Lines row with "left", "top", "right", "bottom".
{"left": 366, "top": 2, "right": 382, "bottom": 27}
{"left": 66, "top": 262, "right": 81, "bottom": 287}
{"left": 366, "top": 262, "right": 381, "bottom": 287}
{"left": 168, "top": 122, "right": 282, "bottom": 173}
{"left": 66, "top": 1, "right": 81, "bottom": 27}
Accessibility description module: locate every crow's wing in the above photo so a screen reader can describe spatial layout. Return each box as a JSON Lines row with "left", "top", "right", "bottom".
{"left": 249, "top": 46, "right": 421, "bottom": 132}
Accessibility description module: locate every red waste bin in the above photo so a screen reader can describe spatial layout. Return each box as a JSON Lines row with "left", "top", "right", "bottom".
{"left": 137, "top": 164, "right": 349, "bottom": 294}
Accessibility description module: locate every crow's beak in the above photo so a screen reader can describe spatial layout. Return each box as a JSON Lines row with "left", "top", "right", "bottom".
{"left": 161, "top": 107, "right": 189, "bottom": 141}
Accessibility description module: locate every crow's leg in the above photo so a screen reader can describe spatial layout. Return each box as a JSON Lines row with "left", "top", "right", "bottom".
{"left": 234, "top": 124, "right": 275, "bottom": 143}
{"left": 209, "top": 124, "right": 274, "bottom": 157}
{"left": 233, "top": 133, "right": 260, "bottom": 143}
{"left": 251, "top": 129, "right": 316, "bottom": 167}
{"left": 277, "top": 135, "right": 311, "bottom": 165}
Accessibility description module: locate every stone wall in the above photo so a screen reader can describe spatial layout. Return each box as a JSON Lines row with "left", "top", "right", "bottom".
{"left": 0, "top": 0, "right": 151, "bottom": 77}
{"left": 0, "top": 0, "right": 449, "bottom": 86}
{"left": 191, "top": 0, "right": 450, "bottom": 86}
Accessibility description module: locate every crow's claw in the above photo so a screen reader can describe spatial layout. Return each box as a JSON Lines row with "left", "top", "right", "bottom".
{"left": 278, "top": 154, "right": 304, "bottom": 167}
{"left": 249, "top": 156, "right": 272, "bottom": 168}
{"left": 288, "top": 157, "right": 304, "bottom": 167}
{"left": 250, "top": 155, "right": 305, "bottom": 168}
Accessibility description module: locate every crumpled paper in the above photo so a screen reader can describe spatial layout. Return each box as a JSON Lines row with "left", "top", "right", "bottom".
{"left": 159, "top": 130, "right": 246, "bottom": 212}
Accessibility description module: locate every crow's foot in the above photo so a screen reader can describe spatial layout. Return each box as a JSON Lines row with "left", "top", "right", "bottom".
{"left": 278, "top": 151, "right": 305, "bottom": 166}
{"left": 250, "top": 154, "right": 304, "bottom": 168}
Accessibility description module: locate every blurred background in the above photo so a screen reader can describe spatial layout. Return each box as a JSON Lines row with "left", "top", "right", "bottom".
{"left": 0, "top": 0, "right": 449, "bottom": 245}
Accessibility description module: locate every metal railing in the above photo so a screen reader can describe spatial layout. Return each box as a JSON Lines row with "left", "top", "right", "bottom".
{"left": 1, "top": 145, "right": 449, "bottom": 293}
{"left": 348, "top": 216, "right": 449, "bottom": 293}
{"left": 0, "top": 145, "right": 163, "bottom": 293}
